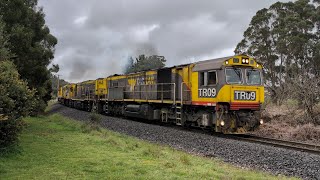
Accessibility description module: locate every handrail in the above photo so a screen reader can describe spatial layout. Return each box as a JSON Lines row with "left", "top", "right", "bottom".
{"left": 107, "top": 83, "right": 176, "bottom": 103}
{"left": 181, "top": 82, "right": 192, "bottom": 104}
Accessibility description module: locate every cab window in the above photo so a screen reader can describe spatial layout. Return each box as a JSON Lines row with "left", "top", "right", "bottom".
{"left": 199, "top": 71, "right": 217, "bottom": 86}
{"left": 207, "top": 71, "right": 217, "bottom": 85}
{"left": 226, "top": 68, "right": 242, "bottom": 84}
{"left": 199, "top": 72, "right": 205, "bottom": 86}
{"left": 246, "top": 69, "right": 261, "bottom": 85}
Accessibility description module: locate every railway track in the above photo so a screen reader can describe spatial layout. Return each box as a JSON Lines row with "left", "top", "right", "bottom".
{"left": 228, "top": 134, "right": 320, "bottom": 155}
{"left": 160, "top": 125, "right": 320, "bottom": 156}
{"left": 55, "top": 103, "right": 320, "bottom": 156}
{"left": 105, "top": 116, "right": 320, "bottom": 156}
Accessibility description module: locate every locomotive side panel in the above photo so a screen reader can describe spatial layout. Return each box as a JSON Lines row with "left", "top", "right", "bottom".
{"left": 125, "top": 71, "right": 158, "bottom": 100}
{"left": 172, "top": 65, "right": 192, "bottom": 102}
{"left": 190, "top": 70, "right": 225, "bottom": 106}
{"left": 108, "top": 75, "right": 126, "bottom": 100}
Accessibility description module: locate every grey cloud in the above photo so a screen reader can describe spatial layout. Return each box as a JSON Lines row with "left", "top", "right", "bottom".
{"left": 39, "top": 0, "right": 287, "bottom": 82}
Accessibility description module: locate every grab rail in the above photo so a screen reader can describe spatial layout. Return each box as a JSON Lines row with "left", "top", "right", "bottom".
{"left": 108, "top": 83, "right": 176, "bottom": 104}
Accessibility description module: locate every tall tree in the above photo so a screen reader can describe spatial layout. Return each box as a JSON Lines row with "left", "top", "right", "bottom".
{"left": 125, "top": 55, "right": 166, "bottom": 74}
{"left": 235, "top": 0, "right": 319, "bottom": 104}
{"left": 0, "top": 0, "right": 57, "bottom": 113}
{"left": 49, "top": 64, "right": 60, "bottom": 73}
{"left": 0, "top": 17, "right": 10, "bottom": 61}
{"left": 313, "top": 0, "right": 320, "bottom": 75}
{"left": 0, "top": 60, "right": 35, "bottom": 148}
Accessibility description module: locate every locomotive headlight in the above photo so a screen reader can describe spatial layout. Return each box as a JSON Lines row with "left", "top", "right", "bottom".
{"left": 246, "top": 59, "right": 249, "bottom": 63}
{"left": 256, "top": 64, "right": 259, "bottom": 68}
{"left": 220, "top": 120, "right": 225, "bottom": 126}
{"left": 242, "top": 59, "right": 245, "bottom": 63}
{"left": 225, "top": 60, "right": 229, "bottom": 65}
{"left": 259, "top": 119, "right": 264, "bottom": 125}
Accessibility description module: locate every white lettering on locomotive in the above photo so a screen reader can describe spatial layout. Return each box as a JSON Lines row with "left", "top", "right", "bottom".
{"left": 234, "top": 91, "right": 256, "bottom": 100}
{"left": 137, "top": 77, "right": 145, "bottom": 85}
{"left": 199, "top": 88, "right": 216, "bottom": 98}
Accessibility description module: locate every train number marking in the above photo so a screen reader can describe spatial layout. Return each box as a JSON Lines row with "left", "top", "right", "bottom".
{"left": 234, "top": 91, "right": 256, "bottom": 100}
{"left": 199, "top": 88, "right": 216, "bottom": 98}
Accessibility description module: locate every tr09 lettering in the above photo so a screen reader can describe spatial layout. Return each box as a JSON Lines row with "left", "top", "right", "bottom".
{"left": 234, "top": 91, "right": 256, "bottom": 100}
{"left": 199, "top": 88, "right": 216, "bottom": 98}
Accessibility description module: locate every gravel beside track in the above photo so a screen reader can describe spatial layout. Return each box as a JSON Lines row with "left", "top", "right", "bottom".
{"left": 50, "top": 104, "right": 320, "bottom": 179}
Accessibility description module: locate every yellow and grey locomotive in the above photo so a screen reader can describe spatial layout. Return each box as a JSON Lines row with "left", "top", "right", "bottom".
{"left": 58, "top": 55, "right": 264, "bottom": 134}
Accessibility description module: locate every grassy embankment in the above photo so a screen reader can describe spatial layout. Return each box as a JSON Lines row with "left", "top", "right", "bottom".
{"left": 0, "top": 113, "right": 295, "bottom": 179}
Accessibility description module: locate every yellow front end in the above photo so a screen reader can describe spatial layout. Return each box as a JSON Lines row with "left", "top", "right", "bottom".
{"left": 62, "top": 85, "right": 69, "bottom": 99}
{"left": 95, "top": 78, "right": 108, "bottom": 99}
{"left": 216, "top": 85, "right": 264, "bottom": 108}
{"left": 58, "top": 87, "right": 63, "bottom": 98}
{"left": 69, "top": 84, "right": 76, "bottom": 99}
{"left": 189, "top": 55, "right": 264, "bottom": 133}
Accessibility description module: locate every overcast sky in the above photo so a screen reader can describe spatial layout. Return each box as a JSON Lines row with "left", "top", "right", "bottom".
{"left": 38, "top": 0, "right": 286, "bottom": 82}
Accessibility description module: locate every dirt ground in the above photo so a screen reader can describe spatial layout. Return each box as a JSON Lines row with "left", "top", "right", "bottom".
{"left": 253, "top": 104, "right": 320, "bottom": 145}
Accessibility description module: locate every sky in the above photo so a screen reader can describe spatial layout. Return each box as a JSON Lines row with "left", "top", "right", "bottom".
{"left": 38, "top": 0, "right": 286, "bottom": 82}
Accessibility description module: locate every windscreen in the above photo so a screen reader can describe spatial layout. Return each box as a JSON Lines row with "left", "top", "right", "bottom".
{"left": 226, "top": 68, "right": 242, "bottom": 84}
{"left": 246, "top": 69, "right": 261, "bottom": 85}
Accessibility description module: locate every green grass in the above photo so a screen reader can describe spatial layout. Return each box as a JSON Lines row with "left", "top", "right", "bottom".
{"left": 45, "top": 100, "right": 57, "bottom": 112}
{"left": 0, "top": 114, "right": 297, "bottom": 180}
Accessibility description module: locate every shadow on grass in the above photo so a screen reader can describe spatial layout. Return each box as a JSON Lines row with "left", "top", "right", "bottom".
{"left": 0, "top": 143, "right": 23, "bottom": 157}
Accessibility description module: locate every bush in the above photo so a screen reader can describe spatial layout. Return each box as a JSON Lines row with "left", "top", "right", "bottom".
{"left": 0, "top": 61, "right": 35, "bottom": 149}
{"left": 284, "top": 76, "right": 320, "bottom": 124}
{"left": 81, "top": 113, "right": 102, "bottom": 133}
{"left": 290, "top": 123, "right": 320, "bottom": 142}
{"left": 89, "top": 113, "right": 102, "bottom": 124}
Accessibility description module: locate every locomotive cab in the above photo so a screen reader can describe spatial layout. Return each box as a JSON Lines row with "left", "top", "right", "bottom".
{"left": 191, "top": 55, "right": 264, "bottom": 133}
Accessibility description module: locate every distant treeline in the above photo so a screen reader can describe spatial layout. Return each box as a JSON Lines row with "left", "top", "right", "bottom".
{"left": 51, "top": 75, "right": 68, "bottom": 98}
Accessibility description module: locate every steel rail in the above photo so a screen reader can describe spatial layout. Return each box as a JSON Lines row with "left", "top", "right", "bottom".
{"left": 227, "top": 134, "right": 320, "bottom": 155}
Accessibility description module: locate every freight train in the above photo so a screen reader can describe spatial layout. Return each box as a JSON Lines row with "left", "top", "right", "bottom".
{"left": 58, "top": 55, "right": 264, "bottom": 134}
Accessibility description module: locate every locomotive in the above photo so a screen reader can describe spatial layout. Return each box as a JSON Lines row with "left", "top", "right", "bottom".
{"left": 58, "top": 55, "right": 264, "bottom": 134}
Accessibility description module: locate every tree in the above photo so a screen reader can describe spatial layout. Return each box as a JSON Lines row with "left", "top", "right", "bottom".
{"left": 124, "top": 56, "right": 135, "bottom": 74}
{"left": 235, "top": 0, "right": 320, "bottom": 122}
{"left": 125, "top": 55, "right": 166, "bottom": 74}
{"left": 235, "top": 0, "right": 318, "bottom": 100}
{"left": 0, "top": 60, "right": 35, "bottom": 149}
{"left": 0, "top": 16, "right": 10, "bottom": 61}
{"left": 51, "top": 74, "right": 68, "bottom": 98}
{"left": 0, "top": 0, "right": 57, "bottom": 113}
{"left": 49, "top": 64, "right": 60, "bottom": 73}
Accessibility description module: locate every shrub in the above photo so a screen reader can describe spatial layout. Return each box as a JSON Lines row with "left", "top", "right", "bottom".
{"left": 285, "top": 76, "right": 320, "bottom": 124}
{"left": 290, "top": 123, "right": 320, "bottom": 142}
{"left": 81, "top": 113, "right": 102, "bottom": 133}
{"left": 0, "top": 61, "right": 35, "bottom": 149}
{"left": 89, "top": 113, "right": 102, "bottom": 124}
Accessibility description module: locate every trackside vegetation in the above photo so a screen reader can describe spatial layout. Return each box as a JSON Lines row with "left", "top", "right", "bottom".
{"left": 235, "top": 0, "right": 320, "bottom": 124}
{"left": 0, "top": 0, "right": 57, "bottom": 148}
{"left": 0, "top": 114, "right": 295, "bottom": 179}
{"left": 0, "top": 61, "right": 35, "bottom": 149}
